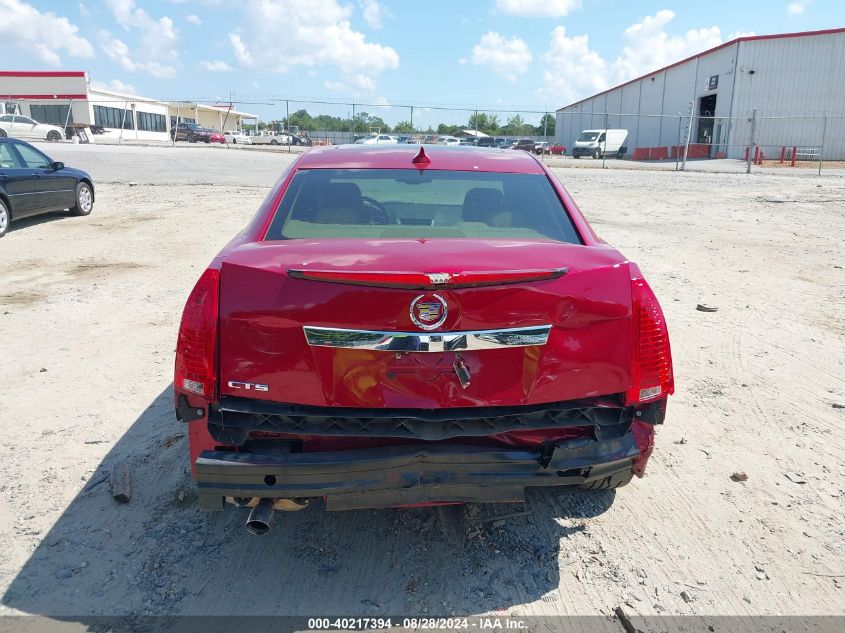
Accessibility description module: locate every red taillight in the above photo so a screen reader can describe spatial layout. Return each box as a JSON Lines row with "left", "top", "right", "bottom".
{"left": 626, "top": 265, "right": 674, "bottom": 405}
{"left": 174, "top": 269, "right": 219, "bottom": 399}
{"left": 287, "top": 268, "right": 568, "bottom": 289}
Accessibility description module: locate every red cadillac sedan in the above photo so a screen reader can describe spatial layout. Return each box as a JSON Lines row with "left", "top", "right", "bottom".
{"left": 174, "top": 145, "right": 673, "bottom": 535}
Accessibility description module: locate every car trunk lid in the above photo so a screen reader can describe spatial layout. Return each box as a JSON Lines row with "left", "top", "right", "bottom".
{"left": 218, "top": 238, "right": 632, "bottom": 409}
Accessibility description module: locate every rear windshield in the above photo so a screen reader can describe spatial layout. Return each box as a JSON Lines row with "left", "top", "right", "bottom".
{"left": 265, "top": 169, "right": 582, "bottom": 243}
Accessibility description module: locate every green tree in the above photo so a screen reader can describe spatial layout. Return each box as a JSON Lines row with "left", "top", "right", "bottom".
{"left": 283, "top": 109, "right": 314, "bottom": 131}
{"left": 467, "top": 112, "right": 500, "bottom": 135}
{"left": 436, "top": 123, "right": 461, "bottom": 135}
{"left": 352, "top": 111, "right": 391, "bottom": 133}
{"left": 393, "top": 120, "right": 415, "bottom": 134}
{"left": 502, "top": 114, "right": 527, "bottom": 136}
{"left": 535, "top": 113, "right": 555, "bottom": 136}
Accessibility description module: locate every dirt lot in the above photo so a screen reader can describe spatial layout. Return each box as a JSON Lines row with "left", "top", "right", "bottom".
{"left": 0, "top": 146, "right": 843, "bottom": 625}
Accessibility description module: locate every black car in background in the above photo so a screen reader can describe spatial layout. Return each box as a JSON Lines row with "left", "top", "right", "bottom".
{"left": 0, "top": 138, "right": 94, "bottom": 238}
{"left": 170, "top": 122, "right": 213, "bottom": 143}
{"left": 511, "top": 139, "right": 536, "bottom": 151}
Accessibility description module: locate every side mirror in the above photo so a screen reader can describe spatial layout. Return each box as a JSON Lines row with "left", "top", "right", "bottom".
{"left": 50, "top": 161, "right": 64, "bottom": 171}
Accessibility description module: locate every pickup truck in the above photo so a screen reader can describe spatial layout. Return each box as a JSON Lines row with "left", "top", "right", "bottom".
{"left": 174, "top": 145, "right": 674, "bottom": 535}
{"left": 249, "top": 131, "right": 291, "bottom": 146}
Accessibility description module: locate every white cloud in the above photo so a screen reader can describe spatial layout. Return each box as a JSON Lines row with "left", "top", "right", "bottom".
{"left": 91, "top": 78, "right": 137, "bottom": 94}
{"left": 495, "top": 0, "right": 581, "bottom": 18}
{"left": 0, "top": 0, "right": 94, "bottom": 65}
{"left": 200, "top": 60, "right": 232, "bottom": 71}
{"left": 226, "top": 0, "right": 398, "bottom": 92}
{"left": 537, "top": 27, "right": 607, "bottom": 102}
{"left": 100, "top": 0, "right": 180, "bottom": 78}
{"left": 359, "top": 0, "right": 383, "bottom": 29}
{"left": 78, "top": 2, "right": 90, "bottom": 16}
{"left": 787, "top": 0, "right": 810, "bottom": 15}
{"left": 186, "top": 13, "right": 201, "bottom": 24}
{"left": 610, "top": 10, "right": 721, "bottom": 83}
{"left": 538, "top": 10, "right": 722, "bottom": 103}
{"left": 323, "top": 74, "right": 376, "bottom": 93}
{"left": 470, "top": 32, "right": 532, "bottom": 82}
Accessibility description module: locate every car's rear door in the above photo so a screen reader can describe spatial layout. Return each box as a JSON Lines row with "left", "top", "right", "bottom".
{"left": 0, "top": 143, "right": 38, "bottom": 216}
{"left": 14, "top": 142, "right": 76, "bottom": 212}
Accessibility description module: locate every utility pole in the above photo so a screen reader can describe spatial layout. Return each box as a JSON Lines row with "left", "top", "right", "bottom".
{"left": 746, "top": 107, "right": 757, "bottom": 175}
{"left": 682, "top": 101, "right": 694, "bottom": 171}
{"left": 819, "top": 113, "right": 828, "bottom": 176}
{"left": 602, "top": 109, "right": 608, "bottom": 169}
{"left": 675, "top": 112, "right": 682, "bottom": 171}
{"left": 410, "top": 105, "right": 414, "bottom": 135}
{"left": 542, "top": 112, "right": 548, "bottom": 164}
{"left": 286, "top": 99, "right": 290, "bottom": 153}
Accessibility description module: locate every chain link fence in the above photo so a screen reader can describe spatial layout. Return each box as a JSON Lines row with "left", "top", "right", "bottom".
{"left": 3, "top": 96, "right": 844, "bottom": 174}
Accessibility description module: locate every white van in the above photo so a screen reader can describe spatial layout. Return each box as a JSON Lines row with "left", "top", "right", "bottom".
{"left": 572, "top": 129, "right": 628, "bottom": 159}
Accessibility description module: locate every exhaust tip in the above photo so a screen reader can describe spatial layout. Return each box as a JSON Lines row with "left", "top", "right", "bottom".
{"left": 245, "top": 498, "right": 275, "bottom": 536}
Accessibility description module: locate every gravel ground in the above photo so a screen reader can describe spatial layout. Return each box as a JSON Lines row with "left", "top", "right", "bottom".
{"left": 0, "top": 145, "right": 843, "bottom": 624}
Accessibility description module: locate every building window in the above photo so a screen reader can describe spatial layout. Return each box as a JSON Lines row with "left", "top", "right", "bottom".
{"left": 137, "top": 111, "right": 166, "bottom": 132}
{"left": 93, "top": 105, "right": 134, "bottom": 129}
{"left": 30, "top": 104, "right": 73, "bottom": 126}
{"left": 170, "top": 116, "right": 196, "bottom": 127}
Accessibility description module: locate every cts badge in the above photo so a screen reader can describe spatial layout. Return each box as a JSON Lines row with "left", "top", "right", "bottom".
{"left": 410, "top": 293, "right": 448, "bottom": 330}
{"left": 227, "top": 381, "right": 269, "bottom": 392}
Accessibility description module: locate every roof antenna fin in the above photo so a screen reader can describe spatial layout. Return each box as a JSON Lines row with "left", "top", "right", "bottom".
{"left": 412, "top": 146, "right": 431, "bottom": 166}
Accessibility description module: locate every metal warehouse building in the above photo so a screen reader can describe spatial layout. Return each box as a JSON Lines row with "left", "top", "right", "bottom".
{"left": 556, "top": 28, "right": 845, "bottom": 160}
{"left": 0, "top": 71, "right": 257, "bottom": 142}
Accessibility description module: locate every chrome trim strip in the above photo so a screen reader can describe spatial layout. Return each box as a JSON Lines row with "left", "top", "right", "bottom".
{"left": 303, "top": 325, "right": 552, "bottom": 352}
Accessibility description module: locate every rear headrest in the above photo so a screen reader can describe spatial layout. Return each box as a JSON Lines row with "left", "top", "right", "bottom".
{"left": 462, "top": 187, "right": 505, "bottom": 223}
{"left": 319, "top": 182, "right": 363, "bottom": 209}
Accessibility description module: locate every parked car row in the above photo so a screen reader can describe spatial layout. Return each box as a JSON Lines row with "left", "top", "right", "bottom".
{"left": 352, "top": 133, "right": 564, "bottom": 154}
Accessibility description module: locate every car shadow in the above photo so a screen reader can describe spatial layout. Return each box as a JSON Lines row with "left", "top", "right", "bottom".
{"left": 2, "top": 385, "right": 618, "bottom": 619}
{"left": 7, "top": 210, "right": 74, "bottom": 234}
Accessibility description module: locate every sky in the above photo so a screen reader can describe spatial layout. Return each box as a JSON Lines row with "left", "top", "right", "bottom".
{"left": 1, "top": 0, "right": 843, "bottom": 127}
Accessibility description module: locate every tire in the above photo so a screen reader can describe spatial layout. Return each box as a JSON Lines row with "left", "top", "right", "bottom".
{"left": 592, "top": 148, "right": 601, "bottom": 159}
{"left": 270, "top": 139, "right": 279, "bottom": 146}
{"left": 0, "top": 198, "right": 10, "bottom": 238}
{"left": 47, "top": 130, "right": 62, "bottom": 142}
{"left": 70, "top": 181, "right": 94, "bottom": 216}
{"left": 187, "top": 134, "right": 196, "bottom": 143}
{"left": 580, "top": 470, "right": 634, "bottom": 490}
{"left": 232, "top": 138, "right": 237, "bottom": 144}
{"left": 0, "top": 129, "right": 7, "bottom": 138}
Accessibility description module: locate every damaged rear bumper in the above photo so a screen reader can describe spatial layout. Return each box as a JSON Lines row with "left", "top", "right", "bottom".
{"left": 194, "top": 433, "right": 640, "bottom": 511}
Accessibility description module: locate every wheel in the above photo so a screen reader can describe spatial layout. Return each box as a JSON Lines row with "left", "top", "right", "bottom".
{"left": 0, "top": 129, "right": 6, "bottom": 138}
{"left": 232, "top": 138, "right": 237, "bottom": 144}
{"left": 47, "top": 130, "right": 62, "bottom": 142}
{"left": 70, "top": 181, "right": 94, "bottom": 216}
{"left": 270, "top": 139, "right": 279, "bottom": 145}
{"left": 580, "top": 470, "right": 633, "bottom": 489}
{"left": 592, "top": 148, "right": 601, "bottom": 159}
{"left": 0, "top": 198, "right": 10, "bottom": 238}
{"left": 187, "top": 133, "right": 196, "bottom": 143}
